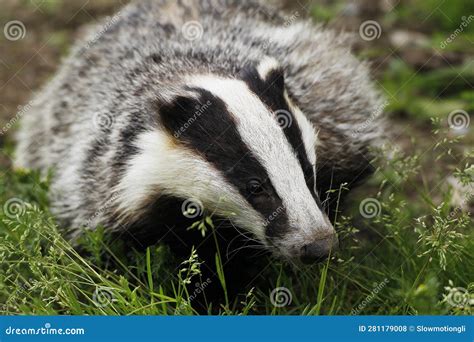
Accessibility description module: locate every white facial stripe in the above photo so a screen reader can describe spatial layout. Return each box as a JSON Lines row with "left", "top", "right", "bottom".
{"left": 254, "top": 58, "right": 318, "bottom": 169}
{"left": 254, "top": 58, "right": 317, "bottom": 176}
{"left": 188, "top": 75, "right": 330, "bottom": 238}
{"left": 112, "top": 129, "right": 266, "bottom": 242}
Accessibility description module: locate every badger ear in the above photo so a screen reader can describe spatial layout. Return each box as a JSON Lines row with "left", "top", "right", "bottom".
{"left": 238, "top": 57, "right": 285, "bottom": 95}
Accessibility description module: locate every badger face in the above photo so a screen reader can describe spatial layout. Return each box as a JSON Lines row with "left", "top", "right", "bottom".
{"left": 115, "top": 58, "right": 337, "bottom": 263}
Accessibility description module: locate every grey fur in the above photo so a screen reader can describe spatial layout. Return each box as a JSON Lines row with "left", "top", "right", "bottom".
{"left": 15, "top": 0, "right": 385, "bottom": 236}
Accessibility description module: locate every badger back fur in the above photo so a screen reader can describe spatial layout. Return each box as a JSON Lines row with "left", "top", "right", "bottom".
{"left": 16, "top": 0, "right": 384, "bottom": 270}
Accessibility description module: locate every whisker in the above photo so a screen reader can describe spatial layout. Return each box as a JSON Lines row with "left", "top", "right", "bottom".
{"left": 223, "top": 220, "right": 263, "bottom": 259}
{"left": 226, "top": 243, "right": 267, "bottom": 259}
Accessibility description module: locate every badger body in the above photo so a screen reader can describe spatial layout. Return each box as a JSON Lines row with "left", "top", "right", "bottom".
{"left": 16, "top": 0, "right": 383, "bottom": 273}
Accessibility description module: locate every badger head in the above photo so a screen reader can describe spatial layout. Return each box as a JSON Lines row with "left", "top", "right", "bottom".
{"left": 115, "top": 58, "right": 338, "bottom": 264}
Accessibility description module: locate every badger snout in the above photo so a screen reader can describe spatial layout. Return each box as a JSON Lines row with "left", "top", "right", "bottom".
{"left": 299, "top": 234, "right": 339, "bottom": 264}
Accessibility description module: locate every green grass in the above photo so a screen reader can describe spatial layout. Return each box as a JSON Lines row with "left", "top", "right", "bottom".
{"left": 0, "top": 134, "right": 472, "bottom": 315}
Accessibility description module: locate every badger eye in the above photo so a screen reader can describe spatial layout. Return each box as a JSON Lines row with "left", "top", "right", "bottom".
{"left": 247, "top": 179, "right": 264, "bottom": 195}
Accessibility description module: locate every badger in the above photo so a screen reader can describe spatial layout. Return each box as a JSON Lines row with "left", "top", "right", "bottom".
{"left": 15, "top": 0, "right": 384, "bottom": 303}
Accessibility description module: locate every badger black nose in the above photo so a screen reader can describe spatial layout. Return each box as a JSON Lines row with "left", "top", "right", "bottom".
{"left": 300, "top": 235, "right": 338, "bottom": 264}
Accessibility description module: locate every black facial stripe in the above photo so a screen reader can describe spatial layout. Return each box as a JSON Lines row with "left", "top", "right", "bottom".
{"left": 156, "top": 87, "right": 289, "bottom": 239}
{"left": 239, "top": 65, "right": 322, "bottom": 209}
